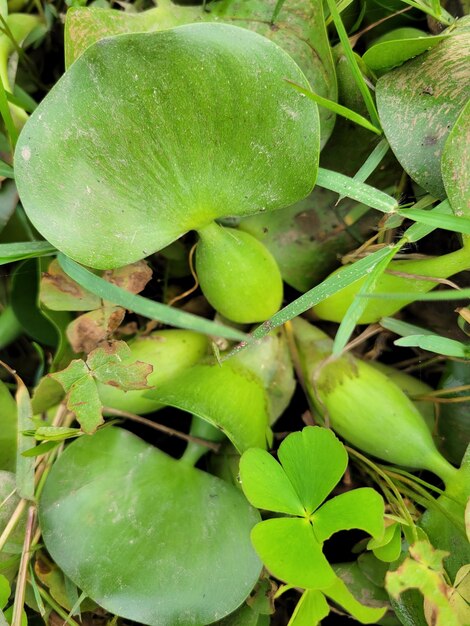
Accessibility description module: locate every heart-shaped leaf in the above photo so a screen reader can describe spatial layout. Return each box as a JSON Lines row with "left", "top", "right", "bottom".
{"left": 15, "top": 23, "right": 319, "bottom": 270}
{"left": 376, "top": 18, "right": 470, "bottom": 198}
{"left": 250, "top": 517, "right": 336, "bottom": 590}
{"left": 312, "top": 488, "right": 384, "bottom": 543}
{"left": 239, "top": 448, "right": 304, "bottom": 516}
{"left": 277, "top": 426, "right": 348, "bottom": 515}
{"left": 39, "top": 427, "right": 261, "bottom": 626}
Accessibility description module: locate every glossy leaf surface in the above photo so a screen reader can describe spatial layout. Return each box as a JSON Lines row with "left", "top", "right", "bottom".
{"left": 376, "top": 18, "right": 470, "bottom": 198}
{"left": 65, "top": 0, "right": 336, "bottom": 147}
{"left": 277, "top": 426, "right": 347, "bottom": 515}
{"left": 39, "top": 427, "right": 261, "bottom": 626}
{"left": 15, "top": 23, "right": 319, "bottom": 269}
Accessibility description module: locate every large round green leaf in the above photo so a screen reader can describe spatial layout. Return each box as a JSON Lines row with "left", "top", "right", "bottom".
{"left": 39, "top": 427, "right": 261, "bottom": 625}
{"left": 15, "top": 23, "right": 319, "bottom": 270}
{"left": 65, "top": 1, "right": 336, "bottom": 147}
{"left": 376, "top": 18, "right": 470, "bottom": 198}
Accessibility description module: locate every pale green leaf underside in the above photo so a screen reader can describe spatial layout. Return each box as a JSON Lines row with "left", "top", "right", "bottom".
{"left": 39, "top": 427, "right": 261, "bottom": 626}
{"left": 145, "top": 362, "right": 270, "bottom": 452}
{"left": 15, "top": 23, "right": 319, "bottom": 270}
{"left": 277, "top": 426, "right": 348, "bottom": 515}
{"left": 251, "top": 517, "right": 336, "bottom": 589}
{"left": 239, "top": 448, "right": 304, "bottom": 516}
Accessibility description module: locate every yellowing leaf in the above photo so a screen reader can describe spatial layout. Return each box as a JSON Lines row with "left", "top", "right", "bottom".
{"left": 386, "top": 541, "right": 461, "bottom": 626}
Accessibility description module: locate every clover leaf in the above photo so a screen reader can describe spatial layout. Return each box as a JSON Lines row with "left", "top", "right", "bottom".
{"left": 240, "top": 426, "right": 387, "bottom": 624}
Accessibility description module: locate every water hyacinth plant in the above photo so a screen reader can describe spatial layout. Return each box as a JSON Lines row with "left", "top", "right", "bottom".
{"left": 0, "top": 1, "right": 469, "bottom": 625}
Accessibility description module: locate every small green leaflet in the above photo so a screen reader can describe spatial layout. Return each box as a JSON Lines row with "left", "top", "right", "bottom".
{"left": 395, "top": 335, "right": 469, "bottom": 359}
{"left": 50, "top": 341, "right": 153, "bottom": 434}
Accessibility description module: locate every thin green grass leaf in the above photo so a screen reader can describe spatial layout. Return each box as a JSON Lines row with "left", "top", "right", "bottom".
{"left": 380, "top": 317, "right": 434, "bottom": 337}
{"left": 361, "top": 288, "right": 470, "bottom": 301}
{"left": 0, "top": 77, "right": 17, "bottom": 149}
{"left": 325, "top": 0, "right": 356, "bottom": 25}
{"left": 325, "top": 0, "right": 381, "bottom": 129}
{"left": 333, "top": 244, "right": 401, "bottom": 355}
{"left": 395, "top": 335, "right": 469, "bottom": 358}
{"left": 28, "top": 565, "right": 46, "bottom": 617}
{"left": 286, "top": 81, "right": 381, "bottom": 134}
{"left": 271, "top": 0, "right": 286, "bottom": 23}
{"left": 399, "top": 208, "right": 470, "bottom": 236}
{"left": 0, "top": 241, "right": 57, "bottom": 264}
{"left": 8, "top": 87, "right": 36, "bottom": 114}
{"left": 0, "top": 160, "right": 13, "bottom": 179}
{"left": 338, "top": 138, "right": 389, "bottom": 203}
{"left": 398, "top": 0, "right": 453, "bottom": 24}
{"left": 223, "top": 246, "right": 394, "bottom": 360}
{"left": 57, "top": 253, "right": 247, "bottom": 342}
{"left": 316, "top": 168, "right": 398, "bottom": 213}
{"left": 401, "top": 200, "right": 452, "bottom": 242}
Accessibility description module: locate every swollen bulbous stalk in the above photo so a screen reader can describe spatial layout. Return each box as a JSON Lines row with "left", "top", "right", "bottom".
{"left": 312, "top": 245, "right": 470, "bottom": 323}
{"left": 292, "top": 317, "right": 458, "bottom": 487}
{"left": 195, "top": 221, "right": 283, "bottom": 324}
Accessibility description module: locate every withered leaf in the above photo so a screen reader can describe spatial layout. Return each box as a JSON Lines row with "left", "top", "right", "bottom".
{"left": 102, "top": 259, "right": 152, "bottom": 295}
{"left": 40, "top": 258, "right": 101, "bottom": 311}
{"left": 66, "top": 306, "right": 125, "bottom": 354}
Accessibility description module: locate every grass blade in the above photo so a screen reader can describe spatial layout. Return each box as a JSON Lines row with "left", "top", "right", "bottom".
{"left": 223, "top": 245, "right": 395, "bottom": 359}
{"left": 325, "top": 0, "right": 381, "bottom": 129}
{"left": 399, "top": 208, "right": 470, "bottom": 236}
{"left": 286, "top": 81, "right": 381, "bottom": 135}
{"left": 0, "top": 241, "right": 57, "bottom": 264}
{"left": 271, "top": 0, "right": 286, "bottom": 23}
{"left": 380, "top": 317, "right": 434, "bottom": 337}
{"left": 395, "top": 335, "right": 469, "bottom": 358}
{"left": 338, "top": 138, "right": 390, "bottom": 203}
{"left": 57, "top": 253, "right": 247, "bottom": 342}
{"left": 0, "top": 77, "right": 18, "bottom": 149}
{"left": 0, "top": 361, "right": 35, "bottom": 499}
{"left": 333, "top": 244, "right": 401, "bottom": 355}
{"left": 361, "top": 289, "right": 470, "bottom": 301}
{"left": 401, "top": 200, "right": 452, "bottom": 242}
{"left": 0, "top": 160, "right": 14, "bottom": 179}
{"left": 316, "top": 168, "right": 398, "bottom": 213}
